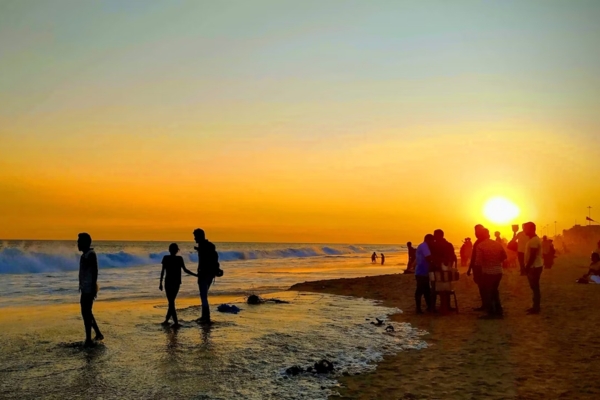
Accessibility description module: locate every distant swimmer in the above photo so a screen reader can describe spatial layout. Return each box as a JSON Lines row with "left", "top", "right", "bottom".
{"left": 381, "top": 253, "right": 385, "bottom": 265}
{"left": 194, "top": 228, "right": 221, "bottom": 324}
{"left": 159, "top": 243, "right": 197, "bottom": 328}
{"left": 77, "top": 233, "right": 103, "bottom": 348}
{"left": 371, "top": 252, "right": 378, "bottom": 263}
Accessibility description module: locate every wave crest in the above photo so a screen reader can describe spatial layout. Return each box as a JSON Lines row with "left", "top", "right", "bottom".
{"left": 0, "top": 245, "right": 367, "bottom": 274}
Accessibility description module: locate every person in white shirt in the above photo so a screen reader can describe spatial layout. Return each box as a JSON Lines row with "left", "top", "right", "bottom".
{"left": 524, "top": 222, "right": 543, "bottom": 314}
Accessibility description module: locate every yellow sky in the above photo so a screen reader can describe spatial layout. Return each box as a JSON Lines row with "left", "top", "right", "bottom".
{"left": 1, "top": 1, "right": 599, "bottom": 243}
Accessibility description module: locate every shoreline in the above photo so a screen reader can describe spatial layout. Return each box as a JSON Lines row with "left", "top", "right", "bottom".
{"left": 290, "top": 254, "right": 600, "bottom": 399}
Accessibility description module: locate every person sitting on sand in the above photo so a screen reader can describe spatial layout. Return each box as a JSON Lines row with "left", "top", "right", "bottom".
{"left": 371, "top": 252, "right": 378, "bottom": 263}
{"left": 77, "top": 233, "right": 104, "bottom": 348}
{"left": 579, "top": 252, "right": 600, "bottom": 283}
{"left": 415, "top": 234, "right": 434, "bottom": 314}
{"left": 381, "top": 253, "right": 385, "bottom": 265}
{"left": 159, "top": 243, "right": 197, "bottom": 328}
{"left": 194, "top": 228, "right": 220, "bottom": 324}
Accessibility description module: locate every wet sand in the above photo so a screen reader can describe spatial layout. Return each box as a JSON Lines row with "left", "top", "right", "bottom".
{"left": 291, "top": 254, "right": 600, "bottom": 399}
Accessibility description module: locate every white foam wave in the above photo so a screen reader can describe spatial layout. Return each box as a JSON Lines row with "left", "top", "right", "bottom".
{"left": 0, "top": 245, "right": 368, "bottom": 274}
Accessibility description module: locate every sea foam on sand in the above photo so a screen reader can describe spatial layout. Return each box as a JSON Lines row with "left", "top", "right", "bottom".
{"left": 0, "top": 292, "right": 427, "bottom": 400}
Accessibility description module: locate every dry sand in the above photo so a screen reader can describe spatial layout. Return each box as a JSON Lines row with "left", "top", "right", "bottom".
{"left": 291, "top": 254, "right": 600, "bottom": 399}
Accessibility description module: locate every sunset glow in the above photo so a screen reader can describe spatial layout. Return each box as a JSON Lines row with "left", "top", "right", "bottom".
{"left": 483, "top": 197, "right": 520, "bottom": 225}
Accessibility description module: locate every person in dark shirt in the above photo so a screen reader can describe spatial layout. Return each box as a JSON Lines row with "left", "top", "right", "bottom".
{"left": 381, "top": 253, "right": 385, "bottom": 265}
{"left": 77, "top": 232, "right": 103, "bottom": 348}
{"left": 467, "top": 225, "right": 486, "bottom": 311}
{"left": 194, "top": 228, "right": 220, "bottom": 324}
{"left": 159, "top": 243, "right": 197, "bottom": 328}
{"left": 430, "top": 229, "right": 458, "bottom": 311}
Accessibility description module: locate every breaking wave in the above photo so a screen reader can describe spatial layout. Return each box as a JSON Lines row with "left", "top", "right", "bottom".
{"left": 0, "top": 245, "right": 368, "bottom": 274}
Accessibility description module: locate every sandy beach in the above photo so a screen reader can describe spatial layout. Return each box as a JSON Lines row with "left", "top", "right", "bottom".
{"left": 291, "top": 253, "right": 600, "bottom": 399}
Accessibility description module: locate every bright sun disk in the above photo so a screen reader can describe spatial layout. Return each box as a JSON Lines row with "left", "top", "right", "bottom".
{"left": 483, "top": 197, "right": 520, "bottom": 225}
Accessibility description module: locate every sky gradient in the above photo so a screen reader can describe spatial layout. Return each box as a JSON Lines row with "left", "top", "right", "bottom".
{"left": 1, "top": 0, "right": 599, "bottom": 243}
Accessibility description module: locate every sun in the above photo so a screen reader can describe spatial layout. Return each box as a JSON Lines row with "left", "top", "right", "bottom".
{"left": 483, "top": 197, "right": 520, "bottom": 225}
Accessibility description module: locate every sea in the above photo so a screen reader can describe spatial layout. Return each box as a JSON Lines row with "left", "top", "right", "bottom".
{"left": 0, "top": 241, "right": 427, "bottom": 399}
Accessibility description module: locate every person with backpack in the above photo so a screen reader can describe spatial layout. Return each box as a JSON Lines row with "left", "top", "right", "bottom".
{"left": 193, "top": 228, "right": 222, "bottom": 324}
{"left": 159, "top": 243, "right": 197, "bottom": 328}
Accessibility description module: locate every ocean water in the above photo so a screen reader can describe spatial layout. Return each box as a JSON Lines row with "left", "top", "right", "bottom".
{"left": 0, "top": 241, "right": 407, "bottom": 307}
{"left": 0, "top": 241, "right": 424, "bottom": 399}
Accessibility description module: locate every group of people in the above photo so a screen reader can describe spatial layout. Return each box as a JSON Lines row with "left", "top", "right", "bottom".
{"left": 371, "top": 252, "right": 385, "bottom": 265}
{"left": 408, "top": 222, "right": 547, "bottom": 318}
{"left": 411, "top": 230, "right": 458, "bottom": 314}
{"left": 76, "top": 228, "right": 220, "bottom": 347}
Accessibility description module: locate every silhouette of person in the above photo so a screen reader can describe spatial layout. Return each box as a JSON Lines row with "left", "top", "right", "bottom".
{"left": 524, "top": 222, "right": 543, "bottom": 314}
{"left": 381, "top": 253, "right": 385, "bottom": 265}
{"left": 460, "top": 238, "right": 473, "bottom": 267}
{"left": 77, "top": 233, "right": 103, "bottom": 347}
{"left": 406, "top": 242, "right": 417, "bottom": 272}
{"left": 430, "top": 229, "right": 457, "bottom": 312}
{"left": 371, "top": 252, "right": 378, "bottom": 263}
{"left": 467, "top": 225, "right": 486, "bottom": 311}
{"left": 514, "top": 224, "right": 529, "bottom": 276}
{"left": 194, "top": 228, "right": 220, "bottom": 324}
{"left": 415, "top": 234, "right": 434, "bottom": 314}
{"left": 159, "top": 243, "right": 197, "bottom": 328}
{"left": 544, "top": 239, "right": 556, "bottom": 269}
{"left": 475, "top": 228, "right": 507, "bottom": 318}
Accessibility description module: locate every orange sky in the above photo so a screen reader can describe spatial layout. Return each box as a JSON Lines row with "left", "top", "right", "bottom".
{"left": 1, "top": 1, "right": 599, "bottom": 243}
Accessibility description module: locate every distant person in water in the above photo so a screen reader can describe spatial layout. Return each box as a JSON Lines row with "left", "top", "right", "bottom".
{"left": 77, "top": 233, "right": 103, "bottom": 347}
{"left": 371, "top": 252, "right": 378, "bottom": 263}
{"left": 159, "top": 243, "right": 197, "bottom": 328}
{"left": 194, "top": 228, "right": 221, "bottom": 324}
{"left": 381, "top": 253, "right": 385, "bottom": 265}
{"left": 415, "top": 234, "right": 434, "bottom": 314}
{"left": 406, "top": 242, "right": 417, "bottom": 273}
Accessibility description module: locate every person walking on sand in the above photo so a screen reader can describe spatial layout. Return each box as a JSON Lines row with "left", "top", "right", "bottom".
{"left": 460, "top": 238, "right": 473, "bottom": 267}
{"left": 467, "top": 225, "right": 486, "bottom": 311}
{"left": 415, "top": 234, "right": 434, "bottom": 314}
{"left": 524, "top": 222, "right": 543, "bottom": 314}
{"left": 475, "top": 228, "right": 507, "bottom": 318}
{"left": 513, "top": 224, "right": 530, "bottom": 276}
{"left": 371, "top": 252, "right": 378, "bottom": 263}
{"left": 159, "top": 243, "right": 197, "bottom": 328}
{"left": 381, "top": 253, "right": 385, "bottom": 265}
{"left": 194, "top": 228, "right": 220, "bottom": 324}
{"left": 77, "top": 233, "right": 103, "bottom": 348}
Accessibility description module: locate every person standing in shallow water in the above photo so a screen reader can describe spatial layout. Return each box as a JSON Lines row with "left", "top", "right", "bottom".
{"left": 77, "top": 233, "right": 103, "bottom": 347}
{"left": 159, "top": 243, "right": 197, "bottom": 328}
{"left": 194, "top": 228, "right": 220, "bottom": 324}
{"left": 371, "top": 252, "right": 378, "bottom": 263}
{"left": 380, "top": 253, "right": 385, "bottom": 265}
